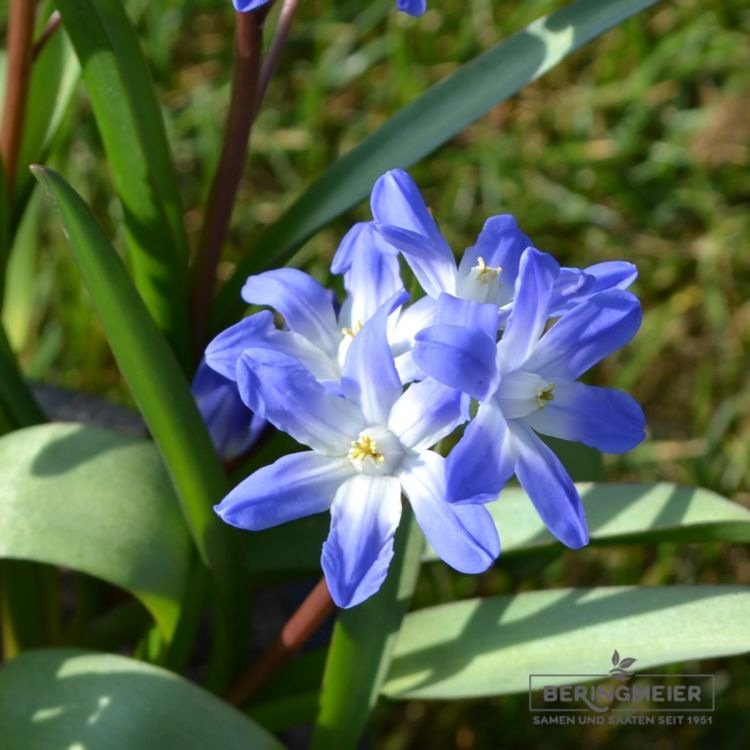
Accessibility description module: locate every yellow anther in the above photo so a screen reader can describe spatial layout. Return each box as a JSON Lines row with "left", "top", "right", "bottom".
{"left": 474, "top": 256, "right": 502, "bottom": 283}
{"left": 348, "top": 434, "right": 385, "bottom": 464}
{"left": 536, "top": 383, "right": 555, "bottom": 408}
{"left": 341, "top": 319, "right": 364, "bottom": 338}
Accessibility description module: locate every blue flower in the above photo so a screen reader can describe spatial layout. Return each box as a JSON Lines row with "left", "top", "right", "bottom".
{"left": 205, "top": 224, "right": 432, "bottom": 388}
{"left": 371, "top": 169, "right": 637, "bottom": 326}
{"left": 192, "top": 359, "right": 266, "bottom": 461}
{"left": 233, "top": 1, "right": 427, "bottom": 16}
{"left": 412, "top": 247, "right": 646, "bottom": 548}
{"left": 214, "top": 293, "right": 498, "bottom": 608}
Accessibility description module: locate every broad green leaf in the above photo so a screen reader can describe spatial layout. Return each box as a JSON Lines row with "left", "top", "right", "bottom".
{"left": 213, "top": 0, "right": 663, "bottom": 328}
{"left": 383, "top": 585, "right": 750, "bottom": 699}
{"left": 0, "top": 423, "right": 191, "bottom": 639}
{"left": 0, "top": 648, "right": 284, "bottom": 749}
{"left": 311, "top": 510, "right": 424, "bottom": 750}
{"left": 31, "top": 166, "right": 236, "bottom": 594}
{"left": 53, "top": 0, "right": 190, "bottom": 364}
{"left": 422, "top": 483, "right": 750, "bottom": 562}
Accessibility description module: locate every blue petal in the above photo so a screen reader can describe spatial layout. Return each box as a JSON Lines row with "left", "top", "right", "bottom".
{"left": 524, "top": 381, "right": 646, "bottom": 453}
{"left": 372, "top": 170, "right": 456, "bottom": 297}
{"left": 510, "top": 420, "right": 589, "bottom": 548}
{"left": 237, "top": 347, "right": 364, "bottom": 454}
{"left": 333, "top": 222, "right": 404, "bottom": 329}
{"left": 206, "top": 309, "right": 339, "bottom": 384}
{"left": 434, "top": 293, "right": 499, "bottom": 339}
{"left": 554, "top": 261, "right": 638, "bottom": 314}
{"left": 446, "top": 402, "right": 515, "bottom": 504}
{"left": 457, "top": 214, "right": 531, "bottom": 280}
{"left": 388, "top": 378, "right": 469, "bottom": 452}
{"left": 524, "top": 290, "right": 642, "bottom": 381}
{"left": 497, "top": 247, "right": 559, "bottom": 374}
{"left": 322, "top": 475, "right": 402, "bottom": 608}
{"left": 215, "top": 452, "right": 352, "bottom": 530}
{"left": 548, "top": 267, "right": 595, "bottom": 313}
{"left": 400, "top": 451, "right": 499, "bottom": 572}
{"left": 204, "top": 310, "right": 276, "bottom": 382}
{"left": 233, "top": 0, "right": 273, "bottom": 10}
{"left": 341, "top": 291, "right": 409, "bottom": 425}
{"left": 242, "top": 268, "right": 340, "bottom": 356}
{"left": 397, "top": 0, "right": 427, "bottom": 15}
{"left": 413, "top": 325, "right": 498, "bottom": 400}
{"left": 192, "top": 359, "right": 265, "bottom": 460}
{"left": 584, "top": 260, "right": 638, "bottom": 293}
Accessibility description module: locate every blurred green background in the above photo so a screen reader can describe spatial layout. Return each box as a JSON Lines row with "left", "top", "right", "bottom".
{"left": 2, "top": 0, "right": 749, "bottom": 747}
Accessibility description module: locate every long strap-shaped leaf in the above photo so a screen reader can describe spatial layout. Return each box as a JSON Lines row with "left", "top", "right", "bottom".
{"left": 53, "top": 0, "right": 190, "bottom": 367}
{"left": 383, "top": 585, "right": 750, "bottom": 699}
{"left": 31, "top": 166, "right": 235, "bottom": 594}
{"left": 212, "top": 0, "right": 662, "bottom": 330}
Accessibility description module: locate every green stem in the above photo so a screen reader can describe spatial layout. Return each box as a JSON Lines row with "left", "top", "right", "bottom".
{"left": 310, "top": 507, "right": 424, "bottom": 750}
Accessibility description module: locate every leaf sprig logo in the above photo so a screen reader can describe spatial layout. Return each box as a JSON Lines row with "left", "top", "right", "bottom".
{"left": 609, "top": 649, "right": 637, "bottom": 681}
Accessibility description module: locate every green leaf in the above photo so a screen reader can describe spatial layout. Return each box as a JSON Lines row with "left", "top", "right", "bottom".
{"left": 0, "top": 423, "right": 192, "bottom": 640}
{"left": 383, "top": 585, "right": 750, "bottom": 699}
{"left": 15, "top": 27, "right": 80, "bottom": 209}
{"left": 213, "top": 0, "right": 663, "bottom": 328}
{"left": 422, "top": 483, "right": 750, "bottom": 563}
{"left": 0, "top": 323, "right": 45, "bottom": 428}
{"left": 310, "top": 509, "right": 424, "bottom": 750}
{"left": 30, "top": 166, "right": 236, "bottom": 593}
{"left": 53, "top": 0, "right": 190, "bottom": 364}
{"left": 0, "top": 648, "right": 284, "bottom": 750}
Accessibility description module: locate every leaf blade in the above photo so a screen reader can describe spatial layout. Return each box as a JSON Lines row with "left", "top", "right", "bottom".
{"left": 53, "top": 0, "right": 190, "bottom": 363}
{"left": 0, "top": 423, "right": 191, "bottom": 639}
{"left": 30, "top": 166, "right": 235, "bottom": 592}
{"left": 383, "top": 585, "right": 750, "bottom": 699}
{"left": 0, "top": 648, "right": 284, "bottom": 750}
{"left": 420, "top": 483, "right": 750, "bottom": 561}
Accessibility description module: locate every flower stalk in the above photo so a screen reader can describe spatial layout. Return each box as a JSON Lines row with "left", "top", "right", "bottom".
{"left": 190, "top": 8, "right": 269, "bottom": 354}
{"left": 227, "top": 576, "right": 335, "bottom": 705}
{"left": 0, "top": 0, "right": 37, "bottom": 196}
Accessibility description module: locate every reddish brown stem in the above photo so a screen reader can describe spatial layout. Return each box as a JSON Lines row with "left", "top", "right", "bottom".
{"left": 189, "top": 9, "right": 269, "bottom": 355}
{"left": 1, "top": 0, "right": 37, "bottom": 195}
{"left": 257, "top": 0, "right": 301, "bottom": 107}
{"left": 227, "top": 577, "right": 335, "bottom": 706}
{"left": 32, "top": 10, "right": 62, "bottom": 61}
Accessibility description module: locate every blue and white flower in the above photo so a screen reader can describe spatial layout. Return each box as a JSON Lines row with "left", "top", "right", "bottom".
{"left": 233, "top": 1, "right": 427, "bottom": 16}
{"left": 206, "top": 223, "right": 432, "bottom": 387}
{"left": 192, "top": 359, "right": 266, "bottom": 461}
{"left": 371, "top": 169, "right": 637, "bottom": 328}
{"left": 412, "top": 247, "right": 646, "bottom": 548}
{"left": 214, "top": 293, "right": 499, "bottom": 608}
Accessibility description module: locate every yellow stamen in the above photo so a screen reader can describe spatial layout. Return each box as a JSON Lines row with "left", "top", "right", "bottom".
{"left": 341, "top": 319, "right": 363, "bottom": 338}
{"left": 536, "top": 383, "right": 555, "bottom": 408}
{"left": 348, "top": 434, "right": 385, "bottom": 464}
{"left": 474, "top": 256, "right": 502, "bottom": 283}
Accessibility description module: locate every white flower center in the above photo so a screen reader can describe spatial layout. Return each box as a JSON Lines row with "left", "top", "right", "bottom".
{"left": 347, "top": 427, "right": 405, "bottom": 476}
{"left": 495, "top": 371, "right": 555, "bottom": 419}
{"left": 456, "top": 256, "right": 504, "bottom": 305}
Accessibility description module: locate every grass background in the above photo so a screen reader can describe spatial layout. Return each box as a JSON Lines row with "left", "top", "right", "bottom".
{"left": 3, "top": 0, "right": 749, "bottom": 746}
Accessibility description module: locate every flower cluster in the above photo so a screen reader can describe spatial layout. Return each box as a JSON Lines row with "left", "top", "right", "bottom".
{"left": 233, "top": 1, "right": 427, "bottom": 17}
{"left": 206, "top": 169, "right": 646, "bottom": 608}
